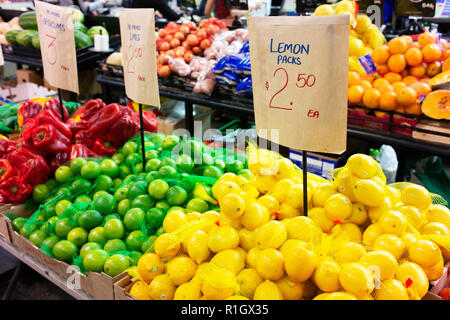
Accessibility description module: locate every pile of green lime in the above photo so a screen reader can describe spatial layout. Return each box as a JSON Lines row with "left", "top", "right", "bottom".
{"left": 11, "top": 132, "right": 249, "bottom": 277}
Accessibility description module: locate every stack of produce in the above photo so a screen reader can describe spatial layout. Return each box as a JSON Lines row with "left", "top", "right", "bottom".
{"left": 10, "top": 133, "right": 249, "bottom": 278}
{"left": 5, "top": 9, "right": 108, "bottom": 49}
{"left": 124, "top": 146, "right": 449, "bottom": 300}
{"left": 0, "top": 16, "right": 21, "bottom": 45}
{"left": 349, "top": 32, "right": 449, "bottom": 116}
{"left": 0, "top": 102, "right": 20, "bottom": 135}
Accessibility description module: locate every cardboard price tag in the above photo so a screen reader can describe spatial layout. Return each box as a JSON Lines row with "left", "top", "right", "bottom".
{"left": 248, "top": 15, "right": 349, "bottom": 154}
{"left": 119, "top": 8, "right": 160, "bottom": 108}
{"left": 34, "top": 1, "right": 79, "bottom": 94}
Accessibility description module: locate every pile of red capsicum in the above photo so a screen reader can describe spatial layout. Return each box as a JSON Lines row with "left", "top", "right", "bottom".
{"left": 0, "top": 98, "right": 157, "bottom": 203}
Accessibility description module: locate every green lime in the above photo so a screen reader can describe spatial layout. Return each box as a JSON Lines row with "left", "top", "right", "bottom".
{"left": 83, "top": 249, "right": 108, "bottom": 272}
{"left": 125, "top": 153, "right": 141, "bottom": 167}
{"left": 186, "top": 198, "right": 209, "bottom": 213}
{"left": 45, "top": 179, "right": 58, "bottom": 192}
{"left": 150, "top": 133, "right": 165, "bottom": 144}
{"left": 113, "top": 178, "right": 123, "bottom": 189}
{"left": 12, "top": 217, "right": 27, "bottom": 232}
{"left": 55, "top": 200, "right": 72, "bottom": 216}
{"left": 117, "top": 199, "right": 131, "bottom": 217}
{"left": 155, "top": 227, "right": 165, "bottom": 236}
{"left": 148, "top": 179, "right": 169, "bottom": 200}
{"left": 131, "top": 194, "right": 154, "bottom": 211}
{"left": 104, "top": 219, "right": 125, "bottom": 239}
{"left": 158, "top": 165, "right": 178, "bottom": 179}
{"left": 134, "top": 163, "right": 143, "bottom": 174}
{"left": 155, "top": 201, "right": 170, "bottom": 211}
{"left": 81, "top": 161, "right": 101, "bottom": 180}
{"left": 112, "top": 153, "right": 124, "bottom": 164}
{"left": 32, "top": 184, "right": 49, "bottom": 203}
{"left": 71, "top": 158, "right": 87, "bottom": 175}
{"left": 77, "top": 210, "right": 103, "bottom": 230}
{"left": 118, "top": 165, "right": 131, "bottom": 179}
{"left": 55, "top": 218, "right": 74, "bottom": 238}
{"left": 80, "top": 242, "right": 102, "bottom": 259}
{"left": 128, "top": 251, "right": 142, "bottom": 266}
{"left": 103, "top": 254, "right": 130, "bottom": 277}
{"left": 180, "top": 140, "right": 203, "bottom": 160}
{"left": 175, "top": 177, "right": 195, "bottom": 193}
{"left": 122, "top": 141, "right": 138, "bottom": 156}
{"left": 103, "top": 213, "right": 121, "bottom": 223}
{"left": 42, "top": 236, "right": 60, "bottom": 252}
{"left": 88, "top": 227, "right": 107, "bottom": 246}
{"left": 93, "top": 193, "right": 116, "bottom": 215}
{"left": 161, "top": 135, "right": 180, "bottom": 150}
{"left": 141, "top": 235, "right": 157, "bottom": 253}
{"left": 55, "top": 166, "right": 74, "bottom": 184}
{"left": 93, "top": 175, "right": 114, "bottom": 193}
{"left": 226, "top": 160, "right": 244, "bottom": 173}
{"left": 100, "top": 159, "right": 119, "bottom": 178}
{"left": 202, "top": 153, "right": 214, "bottom": 166}
{"left": 72, "top": 178, "right": 92, "bottom": 193}
{"left": 123, "top": 208, "right": 145, "bottom": 231}
{"left": 146, "top": 158, "right": 161, "bottom": 172}
{"left": 146, "top": 171, "right": 159, "bottom": 185}
{"left": 238, "top": 169, "right": 251, "bottom": 179}
{"left": 161, "top": 157, "right": 176, "bottom": 168}
{"left": 104, "top": 239, "right": 127, "bottom": 253}
{"left": 74, "top": 195, "right": 92, "bottom": 204}
{"left": 168, "top": 206, "right": 185, "bottom": 213}
{"left": 146, "top": 208, "right": 166, "bottom": 230}
{"left": 128, "top": 181, "right": 148, "bottom": 200}
{"left": 93, "top": 190, "right": 108, "bottom": 199}
{"left": 29, "top": 230, "right": 47, "bottom": 247}
{"left": 166, "top": 186, "right": 188, "bottom": 206}
{"left": 125, "top": 231, "right": 145, "bottom": 251}
{"left": 214, "top": 159, "right": 226, "bottom": 171}
{"left": 203, "top": 165, "right": 223, "bottom": 179}
{"left": 53, "top": 240, "right": 78, "bottom": 261}
{"left": 114, "top": 187, "right": 128, "bottom": 202}
{"left": 19, "top": 226, "right": 35, "bottom": 238}
{"left": 176, "top": 154, "right": 194, "bottom": 173}
{"left": 145, "top": 149, "right": 159, "bottom": 160}
{"left": 67, "top": 227, "right": 88, "bottom": 247}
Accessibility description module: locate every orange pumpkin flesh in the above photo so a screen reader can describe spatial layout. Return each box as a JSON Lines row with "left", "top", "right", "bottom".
{"left": 421, "top": 90, "right": 450, "bottom": 119}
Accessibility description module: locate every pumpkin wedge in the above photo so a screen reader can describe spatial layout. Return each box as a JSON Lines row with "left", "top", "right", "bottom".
{"left": 429, "top": 70, "right": 450, "bottom": 90}
{"left": 421, "top": 90, "right": 450, "bottom": 119}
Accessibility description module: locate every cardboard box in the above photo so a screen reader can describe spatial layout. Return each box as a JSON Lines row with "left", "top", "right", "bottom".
{"left": 16, "top": 69, "right": 43, "bottom": 86}
{"left": 0, "top": 212, "right": 10, "bottom": 242}
{"left": 0, "top": 82, "right": 57, "bottom": 103}
{"left": 113, "top": 273, "right": 136, "bottom": 300}
{"left": 289, "top": 149, "right": 347, "bottom": 180}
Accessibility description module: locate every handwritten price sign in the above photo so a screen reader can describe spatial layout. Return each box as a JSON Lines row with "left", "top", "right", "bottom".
{"left": 35, "top": 1, "right": 79, "bottom": 94}
{"left": 119, "top": 8, "right": 160, "bottom": 108}
{"left": 248, "top": 15, "right": 349, "bottom": 153}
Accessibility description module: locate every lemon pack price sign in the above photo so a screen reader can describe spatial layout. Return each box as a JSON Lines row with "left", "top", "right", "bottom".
{"left": 248, "top": 15, "right": 350, "bottom": 154}
{"left": 119, "top": 8, "right": 160, "bottom": 108}
{"left": 35, "top": 1, "right": 79, "bottom": 94}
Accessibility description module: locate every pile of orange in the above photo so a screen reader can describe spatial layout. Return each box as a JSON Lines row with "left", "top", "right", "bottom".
{"left": 348, "top": 33, "right": 449, "bottom": 115}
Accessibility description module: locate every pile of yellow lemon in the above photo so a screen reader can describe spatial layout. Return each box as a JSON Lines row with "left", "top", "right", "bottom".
{"left": 128, "top": 149, "right": 449, "bottom": 300}
{"left": 313, "top": 0, "right": 386, "bottom": 74}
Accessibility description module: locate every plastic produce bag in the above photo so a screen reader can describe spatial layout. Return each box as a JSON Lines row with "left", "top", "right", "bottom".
{"left": 371, "top": 145, "right": 398, "bottom": 184}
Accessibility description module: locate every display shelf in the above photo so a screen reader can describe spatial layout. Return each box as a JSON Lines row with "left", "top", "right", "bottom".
{"left": 0, "top": 236, "right": 93, "bottom": 300}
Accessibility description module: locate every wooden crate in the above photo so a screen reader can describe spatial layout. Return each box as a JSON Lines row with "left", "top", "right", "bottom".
{"left": 412, "top": 120, "right": 450, "bottom": 145}
{"left": 114, "top": 273, "right": 136, "bottom": 300}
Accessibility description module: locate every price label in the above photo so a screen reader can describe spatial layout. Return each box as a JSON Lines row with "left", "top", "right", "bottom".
{"left": 35, "top": 1, "right": 79, "bottom": 94}
{"left": 395, "top": 0, "right": 436, "bottom": 17}
{"left": 248, "top": 15, "right": 349, "bottom": 153}
{"left": 119, "top": 8, "right": 160, "bottom": 108}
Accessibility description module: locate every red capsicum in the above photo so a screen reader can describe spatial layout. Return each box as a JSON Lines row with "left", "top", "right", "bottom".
{"left": 106, "top": 105, "right": 139, "bottom": 147}
{"left": 31, "top": 125, "right": 71, "bottom": 154}
{"left": 0, "top": 159, "right": 14, "bottom": 183}
{"left": 19, "top": 158, "right": 50, "bottom": 186}
{"left": 0, "top": 139, "right": 17, "bottom": 158}
{"left": 86, "top": 103, "right": 121, "bottom": 136}
{"left": 92, "top": 139, "right": 116, "bottom": 156}
{"left": 36, "top": 109, "right": 72, "bottom": 138}
{"left": 5, "top": 147, "right": 43, "bottom": 170}
{"left": 18, "top": 101, "right": 43, "bottom": 124}
{"left": 0, "top": 176, "right": 33, "bottom": 203}
{"left": 74, "top": 129, "right": 96, "bottom": 149}
{"left": 131, "top": 110, "right": 158, "bottom": 133}
{"left": 70, "top": 144, "right": 98, "bottom": 159}
{"left": 50, "top": 151, "right": 69, "bottom": 172}
{"left": 79, "top": 99, "right": 106, "bottom": 121}
{"left": 44, "top": 98, "right": 69, "bottom": 121}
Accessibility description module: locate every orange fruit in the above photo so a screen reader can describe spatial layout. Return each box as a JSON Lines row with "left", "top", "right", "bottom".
{"left": 402, "top": 75, "right": 418, "bottom": 86}
{"left": 440, "top": 39, "right": 448, "bottom": 50}
{"left": 395, "top": 106, "right": 406, "bottom": 114}
{"left": 421, "top": 77, "right": 431, "bottom": 84}
{"left": 376, "top": 64, "right": 389, "bottom": 75}
{"left": 387, "top": 54, "right": 406, "bottom": 73}
{"left": 384, "top": 72, "right": 402, "bottom": 84}
{"left": 439, "top": 49, "right": 450, "bottom": 62}
{"left": 408, "top": 42, "right": 420, "bottom": 49}
{"left": 362, "top": 88, "right": 381, "bottom": 109}
{"left": 348, "top": 85, "right": 365, "bottom": 105}
{"left": 373, "top": 78, "right": 391, "bottom": 91}
{"left": 360, "top": 80, "right": 372, "bottom": 90}
{"left": 409, "top": 64, "right": 426, "bottom": 78}
{"left": 372, "top": 45, "right": 390, "bottom": 65}
{"left": 392, "top": 81, "right": 407, "bottom": 90}
{"left": 443, "top": 57, "right": 450, "bottom": 72}
{"left": 401, "top": 36, "right": 413, "bottom": 44}
{"left": 418, "top": 32, "right": 438, "bottom": 47}
{"left": 388, "top": 38, "right": 408, "bottom": 55}
{"left": 409, "top": 82, "right": 431, "bottom": 96}
{"left": 426, "top": 61, "right": 442, "bottom": 77}
{"left": 396, "top": 87, "right": 417, "bottom": 106}
{"left": 422, "top": 44, "right": 442, "bottom": 63}
{"left": 404, "top": 47, "right": 423, "bottom": 67}
{"left": 405, "top": 102, "right": 422, "bottom": 116}
{"left": 348, "top": 71, "right": 361, "bottom": 87}
{"left": 379, "top": 91, "right": 398, "bottom": 111}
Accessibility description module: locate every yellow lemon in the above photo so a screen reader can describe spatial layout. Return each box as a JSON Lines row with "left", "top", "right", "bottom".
{"left": 368, "top": 197, "right": 391, "bottom": 223}
{"left": 219, "top": 212, "right": 242, "bottom": 229}
{"left": 255, "top": 248, "right": 285, "bottom": 280}
{"left": 220, "top": 193, "right": 246, "bottom": 219}
{"left": 375, "top": 279, "right": 409, "bottom": 300}
{"left": 378, "top": 210, "right": 408, "bottom": 236}
{"left": 187, "top": 230, "right": 211, "bottom": 264}
{"left": 239, "top": 228, "right": 256, "bottom": 251}
{"left": 387, "top": 186, "right": 402, "bottom": 205}
{"left": 246, "top": 248, "right": 261, "bottom": 268}
{"left": 336, "top": 0, "right": 354, "bottom": 12}
{"left": 360, "top": 250, "right": 398, "bottom": 281}
{"left": 308, "top": 207, "right": 334, "bottom": 233}
{"left": 353, "top": 179, "right": 385, "bottom": 207}
{"left": 241, "top": 183, "right": 259, "bottom": 200}
{"left": 137, "top": 253, "right": 165, "bottom": 282}
{"left": 257, "top": 195, "right": 279, "bottom": 215}
{"left": 313, "top": 259, "right": 341, "bottom": 292}
{"left": 241, "top": 202, "right": 270, "bottom": 230}
{"left": 278, "top": 203, "right": 300, "bottom": 220}
{"left": 235, "top": 246, "right": 247, "bottom": 262}
{"left": 163, "top": 210, "right": 188, "bottom": 233}
{"left": 402, "top": 233, "right": 418, "bottom": 249}
{"left": 397, "top": 205, "right": 425, "bottom": 230}
{"left": 208, "top": 225, "right": 239, "bottom": 253}
{"left": 202, "top": 210, "right": 220, "bottom": 222}
{"left": 339, "top": 263, "right": 375, "bottom": 296}
{"left": 174, "top": 281, "right": 202, "bottom": 300}
{"left": 286, "top": 184, "right": 312, "bottom": 209}
{"left": 324, "top": 193, "right": 353, "bottom": 222}
{"left": 357, "top": 294, "right": 375, "bottom": 300}
{"left": 347, "top": 154, "right": 377, "bottom": 179}
{"left": 280, "top": 239, "right": 308, "bottom": 257}
{"left": 285, "top": 245, "right": 317, "bottom": 283}
{"left": 276, "top": 276, "right": 303, "bottom": 300}
{"left": 401, "top": 184, "right": 431, "bottom": 210}
{"left": 334, "top": 242, "right": 366, "bottom": 264}
{"left": 154, "top": 233, "right": 181, "bottom": 259}
{"left": 210, "top": 249, "right": 245, "bottom": 275}
{"left": 312, "top": 182, "right": 337, "bottom": 207}
{"left": 348, "top": 203, "right": 368, "bottom": 225}
{"left": 166, "top": 257, "right": 198, "bottom": 286}
{"left": 275, "top": 158, "right": 296, "bottom": 180}
{"left": 426, "top": 204, "right": 450, "bottom": 228}
{"left": 314, "top": 4, "right": 335, "bottom": 15}
{"left": 248, "top": 149, "right": 276, "bottom": 176}
{"left": 270, "top": 179, "right": 294, "bottom": 203}
{"left": 422, "top": 222, "right": 449, "bottom": 235}
{"left": 285, "top": 216, "right": 320, "bottom": 242}
{"left": 373, "top": 234, "right": 406, "bottom": 260}
{"left": 355, "top": 14, "right": 372, "bottom": 34}
{"left": 225, "top": 295, "right": 249, "bottom": 300}
{"left": 256, "top": 221, "right": 287, "bottom": 249}
{"left": 148, "top": 274, "right": 176, "bottom": 300}
{"left": 254, "top": 174, "right": 278, "bottom": 194}
{"left": 186, "top": 211, "right": 201, "bottom": 221}
{"left": 130, "top": 281, "right": 150, "bottom": 300}
{"left": 253, "top": 280, "right": 284, "bottom": 300}
{"left": 395, "top": 261, "right": 428, "bottom": 299}
{"left": 421, "top": 255, "right": 444, "bottom": 281}
{"left": 362, "top": 223, "right": 383, "bottom": 247}
{"left": 236, "top": 268, "right": 264, "bottom": 299}
{"left": 333, "top": 167, "right": 357, "bottom": 202}
{"left": 212, "top": 181, "right": 242, "bottom": 202}
{"left": 313, "top": 293, "right": 330, "bottom": 300}
{"left": 201, "top": 282, "right": 235, "bottom": 300}
{"left": 408, "top": 239, "right": 441, "bottom": 268}
{"left": 331, "top": 223, "right": 362, "bottom": 243}
{"left": 314, "top": 292, "right": 357, "bottom": 300}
